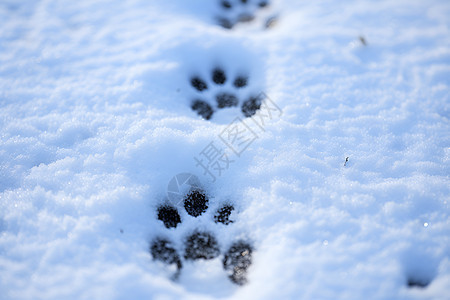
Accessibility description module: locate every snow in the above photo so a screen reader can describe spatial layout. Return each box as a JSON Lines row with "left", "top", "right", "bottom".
{"left": 1, "top": 0, "right": 449, "bottom": 299}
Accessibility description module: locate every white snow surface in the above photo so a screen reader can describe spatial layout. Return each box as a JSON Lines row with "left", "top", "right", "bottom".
{"left": 1, "top": 0, "right": 449, "bottom": 299}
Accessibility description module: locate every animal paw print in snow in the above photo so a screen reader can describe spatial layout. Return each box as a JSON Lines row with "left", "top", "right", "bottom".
{"left": 216, "top": 0, "right": 276, "bottom": 29}
{"left": 190, "top": 67, "right": 263, "bottom": 120}
{"left": 150, "top": 188, "right": 253, "bottom": 285}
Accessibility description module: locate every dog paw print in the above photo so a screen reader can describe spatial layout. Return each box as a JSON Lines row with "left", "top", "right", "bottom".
{"left": 150, "top": 187, "right": 253, "bottom": 285}
{"left": 190, "top": 67, "right": 263, "bottom": 120}
{"left": 216, "top": 0, "right": 277, "bottom": 29}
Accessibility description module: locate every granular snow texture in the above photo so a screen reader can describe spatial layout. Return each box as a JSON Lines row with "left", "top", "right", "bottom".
{"left": 0, "top": 0, "right": 449, "bottom": 299}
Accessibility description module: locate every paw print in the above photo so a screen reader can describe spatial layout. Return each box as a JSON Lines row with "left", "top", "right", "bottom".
{"left": 150, "top": 187, "right": 253, "bottom": 285}
{"left": 190, "top": 67, "right": 263, "bottom": 120}
{"left": 216, "top": 0, "right": 277, "bottom": 29}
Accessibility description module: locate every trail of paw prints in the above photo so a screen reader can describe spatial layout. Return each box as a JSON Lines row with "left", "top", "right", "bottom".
{"left": 190, "top": 67, "right": 264, "bottom": 120}
{"left": 216, "top": 0, "right": 277, "bottom": 30}
{"left": 150, "top": 187, "right": 253, "bottom": 285}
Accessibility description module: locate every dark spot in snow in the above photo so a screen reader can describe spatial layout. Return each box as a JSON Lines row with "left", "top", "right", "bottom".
{"left": 212, "top": 68, "right": 227, "bottom": 85}
{"left": 407, "top": 277, "right": 431, "bottom": 288}
{"left": 223, "top": 240, "right": 253, "bottom": 285}
{"left": 184, "top": 231, "right": 220, "bottom": 260}
{"left": 157, "top": 205, "right": 182, "bottom": 229}
{"left": 241, "top": 95, "right": 262, "bottom": 117}
{"left": 191, "top": 100, "right": 214, "bottom": 120}
{"left": 191, "top": 76, "right": 208, "bottom": 91}
{"left": 344, "top": 157, "right": 349, "bottom": 166}
{"left": 214, "top": 205, "right": 234, "bottom": 225}
{"left": 150, "top": 238, "right": 182, "bottom": 278}
{"left": 216, "top": 92, "right": 239, "bottom": 108}
{"left": 233, "top": 76, "right": 248, "bottom": 88}
{"left": 184, "top": 189, "right": 209, "bottom": 217}
{"left": 359, "top": 36, "right": 367, "bottom": 46}
{"left": 221, "top": 1, "right": 232, "bottom": 9}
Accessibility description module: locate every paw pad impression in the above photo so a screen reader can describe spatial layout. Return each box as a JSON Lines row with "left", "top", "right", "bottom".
{"left": 184, "top": 231, "right": 221, "bottom": 260}
{"left": 190, "top": 67, "right": 262, "bottom": 120}
{"left": 223, "top": 240, "right": 253, "bottom": 285}
{"left": 216, "top": 0, "right": 274, "bottom": 29}
{"left": 214, "top": 205, "right": 234, "bottom": 225}
{"left": 184, "top": 189, "right": 209, "bottom": 217}
{"left": 150, "top": 238, "right": 183, "bottom": 278}
{"left": 150, "top": 187, "right": 253, "bottom": 285}
{"left": 157, "top": 205, "right": 182, "bottom": 229}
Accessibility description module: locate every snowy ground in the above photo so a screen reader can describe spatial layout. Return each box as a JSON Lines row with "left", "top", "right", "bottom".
{"left": 1, "top": 0, "right": 449, "bottom": 299}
